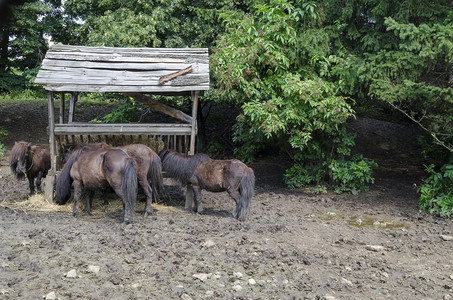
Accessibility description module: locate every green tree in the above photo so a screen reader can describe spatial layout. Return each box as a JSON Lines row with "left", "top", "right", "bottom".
{"left": 0, "top": 0, "right": 62, "bottom": 91}
{"left": 320, "top": 0, "right": 453, "bottom": 213}
{"left": 62, "top": 0, "right": 259, "bottom": 48}
{"left": 211, "top": 0, "right": 376, "bottom": 191}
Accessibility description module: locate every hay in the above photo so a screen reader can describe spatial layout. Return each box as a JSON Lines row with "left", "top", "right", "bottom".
{"left": 11, "top": 194, "right": 72, "bottom": 212}
{"left": 7, "top": 192, "right": 183, "bottom": 217}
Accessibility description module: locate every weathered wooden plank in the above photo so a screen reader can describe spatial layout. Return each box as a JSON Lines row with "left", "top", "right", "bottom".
{"left": 36, "top": 66, "right": 208, "bottom": 79}
{"left": 35, "top": 76, "right": 208, "bottom": 87}
{"left": 39, "top": 82, "right": 209, "bottom": 93}
{"left": 41, "top": 59, "right": 197, "bottom": 71}
{"left": 54, "top": 123, "right": 193, "bottom": 135}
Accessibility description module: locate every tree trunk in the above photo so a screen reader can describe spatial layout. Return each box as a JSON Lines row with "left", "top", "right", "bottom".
{"left": 0, "top": 29, "right": 9, "bottom": 72}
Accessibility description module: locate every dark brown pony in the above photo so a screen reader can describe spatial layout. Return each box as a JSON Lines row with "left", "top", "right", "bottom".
{"left": 118, "top": 144, "right": 164, "bottom": 216}
{"left": 54, "top": 148, "right": 138, "bottom": 224}
{"left": 63, "top": 143, "right": 164, "bottom": 216}
{"left": 63, "top": 142, "right": 109, "bottom": 162}
{"left": 9, "top": 141, "right": 51, "bottom": 195}
{"left": 158, "top": 149, "right": 255, "bottom": 221}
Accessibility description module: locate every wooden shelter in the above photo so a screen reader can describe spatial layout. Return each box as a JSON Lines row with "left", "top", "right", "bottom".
{"left": 35, "top": 44, "right": 209, "bottom": 202}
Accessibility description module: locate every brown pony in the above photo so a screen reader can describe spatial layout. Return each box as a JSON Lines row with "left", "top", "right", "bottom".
{"left": 158, "top": 149, "right": 255, "bottom": 221}
{"left": 63, "top": 143, "right": 164, "bottom": 216}
{"left": 54, "top": 148, "right": 138, "bottom": 224}
{"left": 9, "top": 141, "right": 50, "bottom": 195}
{"left": 118, "top": 144, "right": 164, "bottom": 216}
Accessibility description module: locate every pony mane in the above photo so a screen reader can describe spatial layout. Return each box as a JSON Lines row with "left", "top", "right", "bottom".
{"left": 159, "top": 149, "right": 210, "bottom": 185}
{"left": 9, "top": 141, "right": 29, "bottom": 179}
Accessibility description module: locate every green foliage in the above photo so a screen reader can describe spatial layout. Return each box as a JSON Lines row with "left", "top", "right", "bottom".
{"left": 329, "top": 155, "right": 378, "bottom": 195}
{"left": 62, "top": 0, "right": 253, "bottom": 48}
{"left": 1, "top": 0, "right": 60, "bottom": 91}
{"left": 212, "top": 0, "right": 373, "bottom": 191}
{"left": 91, "top": 99, "right": 145, "bottom": 123}
{"left": 0, "top": 128, "right": 8, "bottom": 161}
{"left": 419, "top": 161, "right": 453, "bottom": 218}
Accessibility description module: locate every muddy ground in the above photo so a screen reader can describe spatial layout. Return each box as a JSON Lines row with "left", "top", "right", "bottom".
{"left": 0, "top": 99, "right": 452, "bottom": 299}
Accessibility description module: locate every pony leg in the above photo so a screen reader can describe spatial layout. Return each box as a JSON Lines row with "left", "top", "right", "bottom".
{"left": 140, "top": 179, "right": 153, "bottom": 217}
{"left": 228, "top": 189, "right": 241, "bottom": 219}
{"left": 102, "top": 188, "right": 111, "bottom": 210}
{"left": 83, "top": 190, "right": 94, "bottom": 213}
{"left": 26, "top": 174, "right": 35, "bottom": 196}
{"left": 72, "top": 181, "right": 82, "bottom": 216}
{"left": 35, "top": 171, "right": 44, "bottom": 193}
{"left": 192, "top": 185, "right": 204, "bottom": 214}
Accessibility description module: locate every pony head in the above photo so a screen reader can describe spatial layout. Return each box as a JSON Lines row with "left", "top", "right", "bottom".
{"left": 9, "top": 141, "right": 31, "bottom": 179}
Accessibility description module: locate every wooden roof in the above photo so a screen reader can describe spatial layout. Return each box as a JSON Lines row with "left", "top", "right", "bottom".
{"left": 35, "top": 44, "right": 209, "bottom": 95}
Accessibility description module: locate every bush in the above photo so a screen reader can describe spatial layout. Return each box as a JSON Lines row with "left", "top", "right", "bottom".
{"left": 419, "top": 161, "right": 453, "bottom": 217}
{"left": 329, "top": 155, "right": 378, "bottom": 195}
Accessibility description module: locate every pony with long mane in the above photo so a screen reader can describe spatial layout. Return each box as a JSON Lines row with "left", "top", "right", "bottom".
{"left": 158, "top": 149, "right": 255, "bottom": 221}
{"left": 55, "top": 148, "right": 138, "bottom": 224}
{"left": 9, "top": 141, "right": 50, "bottom": 195}
{"left": 63, "top": 142, "right": 164, "bottom": 216}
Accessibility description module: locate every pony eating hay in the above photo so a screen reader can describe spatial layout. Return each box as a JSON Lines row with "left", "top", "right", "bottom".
{"left": 54, "top": 148, "right": 138, "bottom": 224}
{"left": 158, "top": 149, "right": 255, "bottom": 221}
{"left": 63, "top": 142, "right": 164, "bottom": 216}
{"left": 9, "top": 141, "right": 50, "bottom": 195}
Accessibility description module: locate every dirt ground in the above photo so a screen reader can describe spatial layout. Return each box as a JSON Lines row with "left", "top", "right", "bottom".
{"left": 0, "top": 99, "right": 452, "bottom": 300}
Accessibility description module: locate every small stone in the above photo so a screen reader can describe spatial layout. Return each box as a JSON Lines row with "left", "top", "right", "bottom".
{"left": 202, "top": 240, "right": 216, "bottom": 247}
{"left": 232, "top": 284, "right": 243, "bottom": 292}
{"left": 365, "top": 245, "right": 384, "bottom": 252}
{"left": 205, "top": 291, "right": 214, "bottom": 297}
{"left": 441, "top": 235, "right": 453, "bottom": 241}
{"left": 88, "top": 265, "right": 100, "bottom": 274}
{"left": 341, "top": 277, "right": 353, "bottom": 286}
{"left": 193, "top": 273, "right": 211, "bottom": 281}
{"left": 131, "top": 283, "right": 139, "bottom": 288}
{"left": 248, "top": 278, "right": 256, "bottom": 285}
{"left": 181, "top": 294, "right": 193, "bottom": 300}
{"left": 233, "top": 272, "right": 243, "bottom": 278}
{"left": 324, "top": 295, "right": 337, "bottom": 300}
{"left": 45, "top": 291, "right": 56, "bottom": 300}
{"left": 66, "top": 269, "right": 77, "bottom": 278}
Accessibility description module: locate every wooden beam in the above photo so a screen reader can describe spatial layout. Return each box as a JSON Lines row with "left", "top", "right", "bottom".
{"left": 45, "top": 92, "right": 56, "bottom": 202}
{"left": 124, "top": 92, "right": 192, "bottom": 124}
{"left": 189, "top": 91, "right": 199, "bottom": 155}
{"left": 53, "top": 123, "right": 193, "bottom": 135}
{"left": 59, "top": 92, "right": 65, "bottom": 124}
{"left": 68, "top": 92, "right": 77, "bottom": 123}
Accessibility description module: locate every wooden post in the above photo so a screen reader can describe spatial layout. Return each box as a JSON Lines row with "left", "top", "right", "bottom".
{"left": 68, "top": 92, "right": 77, "bottom": 123}
{"left": 45, "top": 91, "right": 56, "bottom": 202}
{"left": 189, "top": 91, "right": 198, "bottom": 155}
{"left": 59, "top": 92, "right": 65, "bottom": 124}
{"left": 185, "top": 91, "right": 199, "bottom": 209}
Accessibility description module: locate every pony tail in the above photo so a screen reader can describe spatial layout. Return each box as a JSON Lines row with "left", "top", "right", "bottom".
{"left": 55, "top": 149, "right": 83, "bottom": 204}
{"left": 149, "top": 155, "right": 165, "bottom": 202}
{"left": 122, "top": 158, "right": 138, "bottom": 224}
{"left": 236, "top": 168, "right": 255, "bottom": 221}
